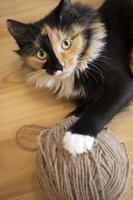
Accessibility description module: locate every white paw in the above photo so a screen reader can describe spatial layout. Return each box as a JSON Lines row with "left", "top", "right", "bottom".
{"left": 63, "top": 131, "right": 95, "bottom": 156}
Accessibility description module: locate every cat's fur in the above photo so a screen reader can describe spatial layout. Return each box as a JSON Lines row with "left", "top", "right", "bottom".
{"left": 7, "top": 0, "right": 133, "bottom": 155}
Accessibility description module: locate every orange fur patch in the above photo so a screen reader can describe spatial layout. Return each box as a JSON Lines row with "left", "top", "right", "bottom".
{"left": 45, "top": 25, "right": 85, "bottom": 69}
{"left": 24, "top": 56, "right": 46, "bottom": 70}
{"left": 41, "top": 27, "right": 47, "bottom": 36}
{"left": 23, "top": 29, "right": 47, "bottom": 70}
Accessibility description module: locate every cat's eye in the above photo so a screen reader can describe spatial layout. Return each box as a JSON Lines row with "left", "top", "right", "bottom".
{"left": 61, "top": 38, "right": 72, "bottom": 50}
{"left": 36, "top": 50, "right": 47, "bottom": 60}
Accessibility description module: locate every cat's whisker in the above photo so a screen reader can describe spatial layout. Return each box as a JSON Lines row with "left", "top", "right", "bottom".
{"left": 80, "top": 71, "right": 88, "bottom": 84}
{"left": 90, "top": 62, "right": 103, "bottom": 75}
{"left": 22, "top": 45, "right": 36, "bottom": 53}
{"left": 89, "top": 63, "right": 104, "bottom": 85}
{"left": 89, "top": 68, "right": 104, "bottom": 85}
{"left": 97, "top": 59, "right": 116, "bottom": 70}
{"left": 83, "top": 69, "right": 100, "bottom": 85}
{"left": 100, "top": 55, "right": 117, "bottom": 64}
{"left": 97, "top": 55, "right": 119, "bottom": 70}
{"left": 22, "top": 44, "right": 33, "bottom": 51}
{"left": 76, "top": 59, "right": 104, "bottom": 85}
{"left": 78, "top": 55, "right": 117, "bottom": 68}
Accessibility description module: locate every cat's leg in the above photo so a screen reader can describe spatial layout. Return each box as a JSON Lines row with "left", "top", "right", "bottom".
{"left": 63, "top": 78, "right": 133, "bottom": 155}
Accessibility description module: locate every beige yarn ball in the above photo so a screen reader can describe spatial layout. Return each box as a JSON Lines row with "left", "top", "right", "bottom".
{"left": 37, "top": 116, "right": 129, "bottom": 200}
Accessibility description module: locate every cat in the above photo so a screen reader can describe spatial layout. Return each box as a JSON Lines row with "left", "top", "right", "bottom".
{"left": 7, "top": 0, "right": 133, "bottom": 155}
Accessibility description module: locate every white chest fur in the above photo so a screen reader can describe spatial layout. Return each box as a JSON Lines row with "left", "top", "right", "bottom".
{"left": 27, "top": 70, "right": 85, "bottom": 99}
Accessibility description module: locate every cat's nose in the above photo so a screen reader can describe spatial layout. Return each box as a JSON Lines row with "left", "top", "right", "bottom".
{"left": 54, "top": 63, "right": 63, "bottom": 75}
{"left": 56, "top": 64, "right": 63, "bottom": 72}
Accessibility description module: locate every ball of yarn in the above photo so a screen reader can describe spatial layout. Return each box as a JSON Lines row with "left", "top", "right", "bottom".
{"left": 37, "top": 116, "right": 129, "bottom": 200}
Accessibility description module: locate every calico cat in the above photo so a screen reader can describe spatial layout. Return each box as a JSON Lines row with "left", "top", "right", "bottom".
{"left": 7, "top": 0, "right": 133, "bottom": 155}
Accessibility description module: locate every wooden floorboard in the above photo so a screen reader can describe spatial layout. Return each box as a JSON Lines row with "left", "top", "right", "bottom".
{"left": 0, "top": 0, "right": 133, "bottom": 199}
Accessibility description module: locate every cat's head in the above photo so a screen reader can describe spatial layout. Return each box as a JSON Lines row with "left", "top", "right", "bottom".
{"left": 7, "top": 0, "right": 106, "bottom": 78}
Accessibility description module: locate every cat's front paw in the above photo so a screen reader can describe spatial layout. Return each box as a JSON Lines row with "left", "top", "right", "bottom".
{"left": 63, "top": 131, "right": 95, "bottom": 156}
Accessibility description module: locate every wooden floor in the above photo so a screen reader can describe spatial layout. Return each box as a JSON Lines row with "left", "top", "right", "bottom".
{"left": 0, "top": 0, "right": 133, "bottom": 199}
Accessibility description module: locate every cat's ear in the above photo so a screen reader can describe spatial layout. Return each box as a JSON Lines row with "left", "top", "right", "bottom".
{"left": 58, "top": 0, "right": 72, "bottom": 11}
{"left": 56, "top": 0, "right": 76, "bottom": 24}
{"left": 7, "top": 19, "right": 33, "bottom": 47}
